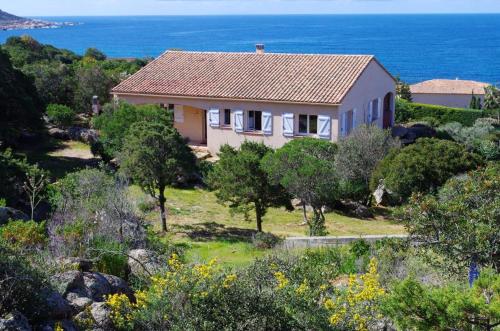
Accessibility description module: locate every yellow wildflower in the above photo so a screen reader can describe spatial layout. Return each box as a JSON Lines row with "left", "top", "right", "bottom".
{"left": 295, "top": 279, "right": 309, "bottom": 295}
{"left": 223, "top": 273, "right": 237, "bottom": 288}
{"left": 274, "top": 271, "right": 289, "bottom": 289}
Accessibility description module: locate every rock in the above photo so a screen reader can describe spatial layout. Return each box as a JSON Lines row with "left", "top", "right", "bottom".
{"left": 101, "top": 274, "right": 134, "bottom": 301}
{"left": 342, "top": 201, "right": 373, "bottom": 219}
{"left": 83, "top": 273, "right": 113, "bottom": 302}
{"left": 56, "top": 257, "right": 94, "bottom": 272}
{"left": 373, "top": 182, "right": 393, "bottom": 206}
{"left": 43, "top": 290, "right": 73, "bottom": 319}
{"left": 89, "top": 302, "right": 113, "bottom": 330}
{"left": 67, "top": 127, "right": 83, "bottom": 141}
{"left": 48, "top": 128, "right": 69, "bottom": 140}
{"left": 65, "top": 292, "right": 93, "bottom": 312}
{"left": 0, "top": 207, "right": 30, "bottom": 225}
{"left": 51, "top": 271, "right": 85, "bottom": 296}
{"left": 0, "top": 312, "right": 31, "bottom": 331}
{"left": 80, "top": 129, "right": 98, "bottom": 144}
{"left": 37, "top": 320, "right": 77, "bottom": 331}
{"left": 128, "top": 249, "right": 161, "bottom": 277}
{"left": 391, "top": 126, "right": 408, "bottom": 138}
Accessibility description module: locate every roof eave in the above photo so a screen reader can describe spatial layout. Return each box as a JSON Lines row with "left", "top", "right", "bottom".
{"left": 110, "top": 91, "right": 342, "bottom": 107}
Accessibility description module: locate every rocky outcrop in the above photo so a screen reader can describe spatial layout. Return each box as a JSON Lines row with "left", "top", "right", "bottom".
{"left": 128, "top": 249, "right": 162, "bottom": 277}
{"left": 89, "top": 302, "right": 113, "bottom": 330}
{"left": 0, "top": 207, "right": 30, "bottom": 225}
{"left": 392, "top": 124, "right": 436, "bottom": 145}
{"left": 0, "top": 312, "right": 31, "bottom": 331}
{"left": 47, "top": 126, "right": 98, "bottom": 144}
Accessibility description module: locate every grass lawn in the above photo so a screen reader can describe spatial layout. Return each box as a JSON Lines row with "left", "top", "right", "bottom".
{"left": 130, "top": 186, "right": 406, "bottom": 267}
{"left": 15, "top": 138, "right": 98, "bottom": 179}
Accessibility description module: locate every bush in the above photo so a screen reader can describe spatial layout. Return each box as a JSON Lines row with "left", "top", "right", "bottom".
{"left": 0, "top": 220, "right": 47, "bottom": 251}
{"left": 89, "top": 237, "right": 128, "bottom": 278}
{"left": 396, "top": 99, "right": 485, "bottom": 126}
{"left": 370, "top": 138, "right": 482, "bottom": 202}
{"left": 252, "top": 232, "right": 281, "bottom": 249}
{"left": 0, "top": 241, "right": 48, "bottom": 321}
{"left": 46, "top": 103, "right": 76, "bottom": 127}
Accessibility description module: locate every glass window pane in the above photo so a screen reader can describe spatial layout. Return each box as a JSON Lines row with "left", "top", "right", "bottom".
{"left": 255, "top": 111, "right": 262, "bottom": 131}
{"left": 248, "top": 111, "right": 255, "bottom": 130}
{"left": 224, "top": 109, "right": 231, "bottom": 125}
{"left": 299, "top": 114, "right": 308, "bottom": 134}
{"left": 309, "top": 115, "right": 318, "bottom": 134}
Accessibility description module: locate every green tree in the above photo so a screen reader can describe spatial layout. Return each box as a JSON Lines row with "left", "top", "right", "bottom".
{"left": 92, "top": 102, "right": 173, "bottom": 158}
{"left": 335, "top": 125, "right": 400, "bottom": 204}
{"left": 207, "top": 141, "right": 292, "bottom": 232}
{"left": 84, "top": 47, "right": 107, "bottom": 61}
{"left": 73, "top": 64, "right": 117, "bottom": 113}
{"left": 470, "top": 93, "right": 479, "bottom": 109}
{"left": 46, "top": 104, "right": 76, "bottom": 128}
{"left": 383, "top": 270, "right": 500, "bottom": 330}
{"left": 396, "top": 76, "right": 412, "bottom": 102}
{"left": 120, "top": 122, "right": 196, "bottom": 232}
{"left": 370, "top": 138, "right": 482, "bottom": 203}
{"left": 0, "top": 149, "right": 32, "bottom": 208}
{"left": 262, "top": 138, "right": 339, "bottom": 236}
{"left": 0, "top": 48, "right": 43, "bottom": 145}
{"left": 395, "top": 163, "right": 499, "bottom": 271}
{"left": 483, "top": 85, "right": 500, "bottom": 121}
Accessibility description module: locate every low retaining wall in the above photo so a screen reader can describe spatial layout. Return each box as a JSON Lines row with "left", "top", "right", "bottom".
{"left": 282, "top": 234, "right": 408, "bottom": 250}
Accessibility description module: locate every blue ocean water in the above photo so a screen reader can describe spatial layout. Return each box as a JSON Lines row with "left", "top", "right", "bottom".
{"left": 1, "top": 14, "right": 500, "bottom": 84}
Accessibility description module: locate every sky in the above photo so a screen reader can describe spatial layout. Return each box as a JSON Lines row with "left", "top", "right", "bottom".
{"left": 2, "top": 0, "right": 500, "bottom": 16}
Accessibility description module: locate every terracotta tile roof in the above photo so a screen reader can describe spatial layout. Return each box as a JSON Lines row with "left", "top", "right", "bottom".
{"left": 410, "top": 79, "right": 490, "bottom": 95}
{"left": 112, "top": 51, "right": 378, "bottom": 105}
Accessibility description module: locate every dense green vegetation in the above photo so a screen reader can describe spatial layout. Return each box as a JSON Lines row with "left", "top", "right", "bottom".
{"left": 371, "top": 138, "right": 483, "bottom": 202}
{"left": 0, "top": 48, "right": 43, "bottom": 146}
{"left": 396, "top": 99, "right": 485, "bottom": 126}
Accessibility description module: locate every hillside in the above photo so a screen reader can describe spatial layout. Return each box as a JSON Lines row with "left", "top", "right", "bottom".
{"left": 0, "top": 9, "right": 24, "bottom": 22}
{"left": 0, "top": 9, "right": 69, "bottom": 30}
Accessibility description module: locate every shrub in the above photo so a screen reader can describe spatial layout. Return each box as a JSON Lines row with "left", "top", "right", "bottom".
{"left": 370, "top": 138, "right": 482, "bottom": 202}
{"left": 383, "top": 269, "right": 500, "bottom": 330}
{"left": 46, "top": 103, "right": 76, "bottom": 127}
{"left": 335, "top": 125, "right": 400, "bottom": 204}
{"left": 252, "top": 232, "right": 281, "bottom": 249}
{"left": 396, "top": 99, "right": 485, "bottom": 126}
{"left": 0, "top": 241, "right": 48, "bottom": 321}
{"left": 395, "top": 163, "right": 500, "bottom": 272}
{"left": 89, "top": 237, "right": 128, "bottom": 278}
{"left": 0, "top": 220, "right": 47, "bottom": 251}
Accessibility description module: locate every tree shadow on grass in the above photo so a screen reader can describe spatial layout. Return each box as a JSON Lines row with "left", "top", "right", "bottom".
{"left": 173, "top": 222, "right": 256, "bottom": 243}
{"left": 15, "top": 137, "right": 99, "bottom": 179}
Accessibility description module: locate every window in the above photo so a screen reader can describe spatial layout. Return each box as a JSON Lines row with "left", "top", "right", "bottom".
{"left": 298, "top": 114, "right": 318, "bottom": 135}
{"left": 346, "top": 110, "right": 354, "bottom": 135}
{"left": 371, "top": 99, "right": 379, "bottom": 122}
{"left": 247, "top": 110, "right": 262, "bottom": 131}
{"left": 168, "top": 104, "right": 175, "bottom": 111}
{"left": 223, "top": 109, "right": 231, "bottom": 126}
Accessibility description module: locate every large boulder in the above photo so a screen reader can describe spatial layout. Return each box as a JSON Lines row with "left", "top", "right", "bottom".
{"left": 0, "top": 312, "right": 31, "bottom": 331}
{"left": 0, "top": 207, "right": 29, "bottom": 225}
{"left": 65, "top": 292, "right": 93, "bottom": 312}
{"left": 128, "top": 249, "right": 162, "bottom": 278}
{"left": 392, "top": 124, "right": 436, "bottom": 145}
{"left": 102, "top": 274, "right": 134, "bottom": 301}
{"left": 51, "top": 271, "right": 85, "bottom": 296}
{"left": 47, "top": 128, "right": 69, "bottom": 140}
{"left": 89, "top": 302, "right": 113, "bottom": 330}
{"left": 43, "top": 290, "right": 73, "bottom": 319}
{"left": 82, "top": 273, "right": 112, "bottom": 302}
{"left": 342, "top": 201, "right": 373, "bottom": 219}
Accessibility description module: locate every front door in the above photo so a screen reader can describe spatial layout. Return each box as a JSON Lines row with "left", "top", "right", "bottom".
{"left": 383, "top": 93, "right": 393, "bottom": 129}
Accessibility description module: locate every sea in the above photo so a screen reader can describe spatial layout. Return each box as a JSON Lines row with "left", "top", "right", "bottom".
{"left": 1, "top": 14, "right": 500, "bottom": 84}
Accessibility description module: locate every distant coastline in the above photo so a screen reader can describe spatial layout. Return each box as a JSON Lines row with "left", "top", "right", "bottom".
{"left": 0, "top": 9, "right": 75, "bottom": 31}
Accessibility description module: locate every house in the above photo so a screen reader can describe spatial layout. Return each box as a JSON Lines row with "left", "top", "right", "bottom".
{"left": 410, "top": 79, "right": 490, "bottom": 109}
{"left": 111, "top": 45, "right": 396, "bottom": 154}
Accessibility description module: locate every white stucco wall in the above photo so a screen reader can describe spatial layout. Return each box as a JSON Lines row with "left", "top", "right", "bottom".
{"left": 339, "top": 59, "right": 396, "bottom": 130}
{"left": 412, "top": 93, "right": 483, "bottom": 109}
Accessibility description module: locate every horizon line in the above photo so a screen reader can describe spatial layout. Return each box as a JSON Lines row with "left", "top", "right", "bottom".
{"left": 30, "top": 12, "right": 500, "bottom": 17}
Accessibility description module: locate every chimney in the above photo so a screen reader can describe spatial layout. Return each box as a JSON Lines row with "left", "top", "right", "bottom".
{"left": 256, "top": 44, "right": 265, "bottom": 54}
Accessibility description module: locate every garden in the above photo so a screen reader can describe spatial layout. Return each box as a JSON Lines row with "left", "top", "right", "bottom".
{"left": 0, "top": 37, "right": 499, "bottom": 330}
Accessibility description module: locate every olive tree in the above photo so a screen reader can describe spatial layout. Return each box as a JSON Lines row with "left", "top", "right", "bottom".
{"left": 119, "top": 122, "right": 196, "bottom": 232}
{"left": 335, "top": 125, "right": 400, "bottom": 204}
{"left": 207, "top": 141, "right": 292, "bottom": 232}
{"left": 262, "top": 138, "right": 339, "bottom": 236}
